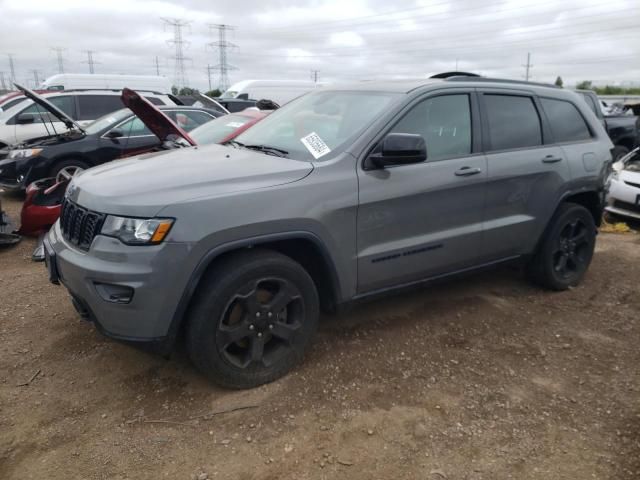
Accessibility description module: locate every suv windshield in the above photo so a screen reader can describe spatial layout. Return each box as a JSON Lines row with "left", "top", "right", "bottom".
{"left": 233, "top": 90, "right": 400, "bottom": 161}
{"left": 84, "top": 108, "right": 133, "bottom": 135}
{"left": 190, "top": 113, "right": 257, "bottom": 145}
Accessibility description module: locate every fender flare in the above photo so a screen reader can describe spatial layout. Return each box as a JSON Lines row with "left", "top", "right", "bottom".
{"left": 162, "top": 231, "right": 343, "bottom": 350}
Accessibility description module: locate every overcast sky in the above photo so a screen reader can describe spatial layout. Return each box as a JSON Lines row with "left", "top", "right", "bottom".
{"left": 0, "top": 0, "right": 638, "bottom": 91}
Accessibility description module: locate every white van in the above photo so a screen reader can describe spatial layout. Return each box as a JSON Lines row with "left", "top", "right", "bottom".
{"left": 220, "top": 80, "right": 321, "bottom": 106}
{"left": 40, "top": 74, "right": 172, "bottom": 94}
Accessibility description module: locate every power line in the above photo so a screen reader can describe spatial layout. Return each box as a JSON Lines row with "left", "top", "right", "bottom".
{"left": 82, "top": 50, "right": 100, "bottom": 74}
{"left": 162, "top": 18, "right": 191, "bottom": 89}
{"left": 51, "top": 47, "right": 66, "bottom": 74}
{"left": 208, "top": 24, "right": 237, "bottom": 92}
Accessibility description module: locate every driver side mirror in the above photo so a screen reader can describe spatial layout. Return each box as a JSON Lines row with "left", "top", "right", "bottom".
{"left": 105, "top": 129, "right": 124, "bottom": 139}
{"left": 16, "top": 113, "right": 36, "bottom": 124}
{"left": 366, "top": 133, "right": 427, "bottom": 170}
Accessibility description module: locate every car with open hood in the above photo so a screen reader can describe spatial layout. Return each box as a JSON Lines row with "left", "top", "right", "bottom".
{"left": 0, "top": 84, "right": 177, "bottom": 149}
{"left": 0, "top": 86, "right": 221, "bottom": 191}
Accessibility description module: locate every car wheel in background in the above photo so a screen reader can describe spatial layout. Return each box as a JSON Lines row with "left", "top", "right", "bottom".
{"left": 186, "top": 249, "right": 320, "bottom": 389}
{"left": 50, "top": 159, "right": 89, "bottom": 183}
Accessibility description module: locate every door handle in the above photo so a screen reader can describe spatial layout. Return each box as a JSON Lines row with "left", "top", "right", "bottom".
{"left": 542, "top": 155, "right": 563, "bottom": 163}
{"left": 454, "top": 166, "right": 482, "bottom": 177}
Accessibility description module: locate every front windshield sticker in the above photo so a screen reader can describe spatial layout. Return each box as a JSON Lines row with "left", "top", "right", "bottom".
{"left": 225, "top": 121, "right": 245, "bottom": 128}
{"left": 300, "top": 132, "right": 331, "bottom": 159}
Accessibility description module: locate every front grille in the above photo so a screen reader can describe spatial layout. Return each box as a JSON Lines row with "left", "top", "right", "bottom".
{"left": 60, "top": 199, "right": 105, "bottom": 251}
{"left": 613, "top": 200, "right": 640, "bottom": 214}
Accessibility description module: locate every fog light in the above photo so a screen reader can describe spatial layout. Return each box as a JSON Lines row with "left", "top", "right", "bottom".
{"left": 94, "top": 282, "right": 134, "bottom": 304}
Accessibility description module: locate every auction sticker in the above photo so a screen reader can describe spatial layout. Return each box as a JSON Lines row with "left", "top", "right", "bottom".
{"left": 300, "top": 132, "right": 331, "bottom": 159}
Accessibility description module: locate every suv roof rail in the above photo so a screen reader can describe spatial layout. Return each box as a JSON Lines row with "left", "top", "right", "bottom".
{"left": 38, "top": 88, "right": 168, "bottom": 95}
{"left": 445, "top": 76, "right": 561, "bottom": 89}
{"left": 430, "top": 71, "right": 481, "bottom": 79}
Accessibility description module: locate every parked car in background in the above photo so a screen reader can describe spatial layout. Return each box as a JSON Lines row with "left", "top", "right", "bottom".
{"left": 39, "top": 74, "right": 172, "bottom": 93}
{"left": 45, "top": 75, "right": 612, "bottom": 388}
{"left": 220, "top": 79, "right": 320, "bottom": 106}
{"left": 606, "top": 146, "right": 640, "bottom": 220}
{"left": 0, "top": 87, "right": 220, "bottom": 191}
{"left": 189, "top": 109, "right": 269, "bottom": 144}
{"left": 0, "top": 85, "right": 178, "bottom": 149}
{"left": 576, "top": 90, "right": 639, "bottom": 160}
{"left": 0, "top": 90, "right": 49, "bottom": 112}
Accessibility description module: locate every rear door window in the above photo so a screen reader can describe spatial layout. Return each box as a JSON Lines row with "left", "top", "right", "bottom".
{"left": 484, "top": 94, "right": 542, "bottom": 151}
{"left": 541, "top": 98, "right": 592, "bottom": 143}
{"left": 113, "top": 116, "right": 154, "bottom": 137}
{"left": 77, "top": 95, "right": 124, "bottom": 121}
{"left": 578, "top": 92, "right": 598, "bottom": 116}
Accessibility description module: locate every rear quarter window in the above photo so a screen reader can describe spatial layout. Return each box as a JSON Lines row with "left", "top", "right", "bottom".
{"left": 541, "top": 98, "right": 592, "bottom": 143}
{"left": 484, "top": 94, "right": 542, "bottom": 151}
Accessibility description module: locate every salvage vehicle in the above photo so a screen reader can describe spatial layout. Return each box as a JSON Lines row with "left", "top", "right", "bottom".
{"left": 189, "top": 109, "right": 269, "bottom": 145}
{"left": 44, "top": 75, "right": 612, "bottom": 388}
{"left": 577, "top": 90, "right": 638, "bottom": 160}
{"left": 221, "top": 80, "right": 320, "bottom": 106}
{"left": 40, "top": 74, "right": 172, "bottom": 93}
{"left": 0, "top": 84, "right": 177, "bottom": 149}
{"left": 0, "top": 86, "right": 221, "bottom": 191}
{"left": 605, "top": 146, "right": 640, "bottom": 220}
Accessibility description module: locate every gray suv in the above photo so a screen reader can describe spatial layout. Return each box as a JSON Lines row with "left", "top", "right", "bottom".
{"left": 44, "top": 76, "right": 613, "bottom": 388}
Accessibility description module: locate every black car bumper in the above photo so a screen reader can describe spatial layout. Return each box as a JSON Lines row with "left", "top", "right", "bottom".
{"left": 0, "top": 158, "right": 39, "bottom": 191}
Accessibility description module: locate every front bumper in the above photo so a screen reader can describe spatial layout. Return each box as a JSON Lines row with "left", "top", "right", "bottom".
{"left": 45, "top": 221, "right": 193, "bottom": 347}
{"left": 605, "top": 177, "right": 640, "bottom": 220}
{"left": 0, "top": 158, "right": 32, "bottom": 191}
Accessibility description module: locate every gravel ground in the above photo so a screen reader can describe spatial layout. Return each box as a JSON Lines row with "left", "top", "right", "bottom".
{"left": 1, "top": 191, "right": 640, "bottom": 480}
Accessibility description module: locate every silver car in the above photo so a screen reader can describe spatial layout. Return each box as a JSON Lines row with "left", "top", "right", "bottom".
{"left": 606, "top": 147, "right": 640, "bottom": 220}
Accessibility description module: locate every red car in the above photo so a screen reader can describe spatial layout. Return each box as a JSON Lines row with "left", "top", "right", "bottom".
{"left": 19, "top": 90, "right": 270, "bottom": 259}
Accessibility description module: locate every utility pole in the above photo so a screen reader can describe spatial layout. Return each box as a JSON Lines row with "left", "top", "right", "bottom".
{"left": 0, "top": 72, "right": 6, "bottom": 90}
{"left": 7, "top": 54, "right": 16, "bottom": 86}
{"left": 154, "top": 56, "right": 161, "bottom": 76}
{"left": 30, "top": 69, "right": 42, "bottom": 86}
{"left": 310, "top": 69, "right": 320, "bottom": 83}
{"left": 51, "top": 47, "right": 66, "bottom": 73}
{"left": 162, "top": 18, "right": 191, "bottom": 89}
{"left": 207, "top": 24, "right": 237, "bottom": 92}
{"left": 206, "top": 64, "right": 215, "bottom": 91}
{"left": 523, "top": 52, "right": 533, "bottom": 81}
{"left": 83, "top": 50, "right": 99, "bottom": 74}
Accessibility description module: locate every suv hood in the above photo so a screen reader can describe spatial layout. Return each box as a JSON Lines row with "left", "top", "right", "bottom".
{"left": 121, "top": 88, "right": 196, "bottom": 145}
{"left": 14, "top": 83, "right": 84, "bottom": 132}
{"left": 68, "top": 144, "right": 313, "bottom": 216}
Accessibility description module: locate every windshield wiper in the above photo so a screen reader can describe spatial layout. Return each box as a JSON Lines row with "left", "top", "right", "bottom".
{"left": 243, "top": 144, "right": 289, "bottom": 157}
{"left": 226, "top": 140, "right": 246, "bottom": 149}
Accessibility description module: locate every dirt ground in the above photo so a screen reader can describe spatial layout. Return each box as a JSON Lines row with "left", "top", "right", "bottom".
{"left": 1, "top": 191, "right": 640, "bottom": 480}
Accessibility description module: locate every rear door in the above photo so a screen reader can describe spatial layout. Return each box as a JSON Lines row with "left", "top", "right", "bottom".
{"left": 76, "top": 95, "right": 125, "bottom": 126}
{"left": 356, "top": 90, "right": 488, "bottom": 293}
{"left": 479, "top": 90, "right": 571, "bottom": 260}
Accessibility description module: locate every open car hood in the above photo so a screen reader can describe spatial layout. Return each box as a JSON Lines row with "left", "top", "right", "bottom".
{"left": 194, "top": 93, "right": 230, "bottom": 114}
{"left": 14, "top": 83, "right": 84, "bottom": 132}
{"left": 121, "top": 88, "right": 196, "bottom": 146}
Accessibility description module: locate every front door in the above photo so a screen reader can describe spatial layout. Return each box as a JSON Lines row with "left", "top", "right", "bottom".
{"left": 356, "top": 91, "right": 487, "bottom": 294}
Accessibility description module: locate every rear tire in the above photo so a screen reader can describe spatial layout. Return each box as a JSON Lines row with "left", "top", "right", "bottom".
{"left": 186, "top": 249, "right": 320, "bottom": 389}
{"left": 527, "top": 203, "right": 596, "bottom": 291}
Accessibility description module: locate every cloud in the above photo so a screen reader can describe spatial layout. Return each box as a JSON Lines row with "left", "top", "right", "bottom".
{"left": 0, "top": 0, "right": 638, "bottom": 91}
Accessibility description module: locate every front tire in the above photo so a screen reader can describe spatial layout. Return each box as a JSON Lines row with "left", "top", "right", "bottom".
{"left": 527, "top": 203, "right": 597, "bottom": 291}
{"left": 50, "top": 159, "right": 89, "bottom": 182}
{"left": 186, "top": 249, "right": 320, "bottom": 389}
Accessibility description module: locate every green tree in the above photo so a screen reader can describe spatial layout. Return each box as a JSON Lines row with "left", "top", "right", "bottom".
{"left": 575, "top": 80, "right": 593, "bottom": 90}
{"left": 554, "top": 76, "right": 563, "bottom": 87}
{"left": 205, "top": 89, "right": 222, "bottom": 98}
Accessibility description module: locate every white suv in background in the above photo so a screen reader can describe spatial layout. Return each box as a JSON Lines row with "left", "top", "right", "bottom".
{"left": 0, "top": 89, "right": 177, "bottom": 148}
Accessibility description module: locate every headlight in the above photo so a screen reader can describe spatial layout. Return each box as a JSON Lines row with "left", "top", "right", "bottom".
{"left": 101, "top": 216, "right": 174, "bottom": 245}
{"left": 9, "top": 148, "right": 43, "bottom": 159}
